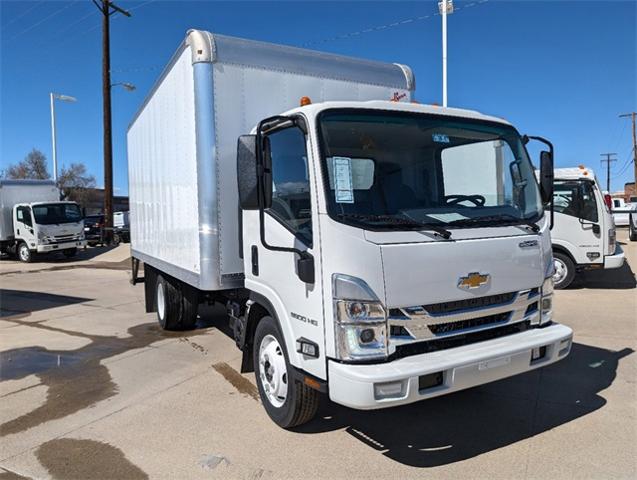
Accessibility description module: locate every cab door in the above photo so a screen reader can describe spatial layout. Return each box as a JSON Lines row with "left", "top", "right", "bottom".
{"left": 14, "top": 205, "right": 36, "bottom": 245}
{"left": 552, "top": 180, "right": 603, "bottom": 264}
{"left": 245, "top": 124, "right": 326, "bottom": 380}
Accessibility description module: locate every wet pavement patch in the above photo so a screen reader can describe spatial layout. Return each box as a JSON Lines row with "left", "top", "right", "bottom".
{"left": 35, "top": 438, "right": 147, "bottom": 480}
{"left": 1, "top": 320, "right": 210, "bottom": 435}
{"left": 212, "top": 362, "right": 259, "bottom": 401}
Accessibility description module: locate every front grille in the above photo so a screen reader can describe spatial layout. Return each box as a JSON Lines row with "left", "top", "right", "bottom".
{"left": 427, "top": 312, "right": 510, "bottom": 335}
{"left": 423, "top": 292, "right": 516, "bottom": 315}
{"left": 390, "top": 321, "right": 531, "bottom": 360}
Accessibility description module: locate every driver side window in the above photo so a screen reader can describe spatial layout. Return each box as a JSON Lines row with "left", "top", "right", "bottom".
{"left": 17, "top": 207, "right": 33, "bottom": 227}
{"left": 266, "top": 127, "right": 313, "bottom": 247}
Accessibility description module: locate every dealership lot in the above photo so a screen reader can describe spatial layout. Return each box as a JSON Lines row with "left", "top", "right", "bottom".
{"left": 1, "top": 234, "right": 635, "bottom": 480}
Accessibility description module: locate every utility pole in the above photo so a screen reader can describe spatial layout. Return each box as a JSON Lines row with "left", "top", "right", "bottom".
{"left": 619, "top": 112, "right": 637, "bottom": 191}
{"left": 93, "top": 0, "right": 131, "bottom": 243}
{"left": 600, "top": 153, "right": 617, "bottom": 192}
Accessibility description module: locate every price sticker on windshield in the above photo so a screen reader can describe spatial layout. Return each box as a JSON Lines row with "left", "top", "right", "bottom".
{"left": 333, "top": 156, "right": 354, "bottom": 203}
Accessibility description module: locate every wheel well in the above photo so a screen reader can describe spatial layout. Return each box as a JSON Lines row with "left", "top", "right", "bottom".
{"left": 551, "top": 244, "right": 576, "bottom": 265}
{"left": 240, "top": 296, "right": 278, "bottom": 373}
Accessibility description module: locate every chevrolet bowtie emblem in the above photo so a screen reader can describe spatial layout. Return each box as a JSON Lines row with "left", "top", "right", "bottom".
{"left": 458, "top": 272, "right": 490, "bottom": 289}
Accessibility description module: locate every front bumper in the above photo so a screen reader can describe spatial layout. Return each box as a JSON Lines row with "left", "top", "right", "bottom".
{"left": 328, "top": 323, "right": 573, "bottom": 410}
{"left": 604, "top": 246, "right": 625, "bottom": 269}
{"left": 37, "top": 240, "right": 86, "bottom": 253}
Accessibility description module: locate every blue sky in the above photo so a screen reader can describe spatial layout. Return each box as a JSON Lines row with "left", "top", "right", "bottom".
{"left": 1, "top": 0, "right": 635, "bottom": 195}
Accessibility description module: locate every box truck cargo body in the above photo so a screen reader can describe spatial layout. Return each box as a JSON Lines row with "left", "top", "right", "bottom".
{"left": 0, "top": 179, "right": 85, "bottom": 262}
{"left": 128, "top": 30, "right": 572, "bottom": 428}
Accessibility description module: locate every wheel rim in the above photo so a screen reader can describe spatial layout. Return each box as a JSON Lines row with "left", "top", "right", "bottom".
{"left": 258, "top": 334, "right": 288, "bottom": 408}
{"left": 553, "top": 258, "right": 568, "bottom": 285}
{"left": 156, "top": 281, "right": 166, "bottom": 321}
{"left": 19, "top": 245, "right": 29, "bottom": 261}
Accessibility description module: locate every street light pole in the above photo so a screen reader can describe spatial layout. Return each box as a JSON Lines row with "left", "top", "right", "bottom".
{"left": 439, "top": 0, "right": 454, "bottom": 107}
{"left": 49, "top": 93, "right": 77, "bottom": 182}
{"left": 50, "top": 93, "right": 57, "bottom": 182}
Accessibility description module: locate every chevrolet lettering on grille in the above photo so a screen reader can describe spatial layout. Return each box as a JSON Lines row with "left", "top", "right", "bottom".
{"left": 458, "top": 272, "right": 490, "bottom": 290}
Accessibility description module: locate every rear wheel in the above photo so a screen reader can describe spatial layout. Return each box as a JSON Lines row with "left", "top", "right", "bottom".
{"left": 18, "top": 242, "right": 33, "bottom": 263}
{"left": 553, "top": 252, "right": 576, "bottom": 289}
{"left": 253, "top": 316, "right": 319, "bottom": 428}
{"left": 629, "top": 215, "right": 637, "bottom": 241}
{"left": 155, "top": 274, "right": 198, "bottom": 330}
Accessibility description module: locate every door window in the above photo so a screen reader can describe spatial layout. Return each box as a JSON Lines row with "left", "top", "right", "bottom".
{"left": 553, "top": 181, "right": 598, "bottom": 222}
{"left": 267, "top": 127, "right": 312, "bottom": 246}
{"left": 16, "top": 207, "right": 33, "bottom": 227}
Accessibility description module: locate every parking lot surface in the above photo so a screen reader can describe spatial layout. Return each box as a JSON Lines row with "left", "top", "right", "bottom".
{"left": 1, "top": 236, "right": 636, "bottom": 479}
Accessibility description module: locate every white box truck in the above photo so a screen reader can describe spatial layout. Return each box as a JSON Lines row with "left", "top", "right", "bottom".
{"left": 128, "top": 30, "right": 573, "bottom": 428}
{"left": 548, "top": 166, "right": 625, "bottom": 288}
{"left": 0, "top": 179, "right": 86, "bottom": 262}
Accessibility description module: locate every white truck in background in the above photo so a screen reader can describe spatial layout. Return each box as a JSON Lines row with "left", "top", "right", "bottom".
{"left": 0, "top": 179, "right": 86, "bottom": 262}
{"left": 609, "top": 196, "right": 636, "bottom": 227}
{"left": 549, "top": 167, "right": 624, "bottom": 289}
{"left": 127, "top": 30, "right": 573, "bottom": 428}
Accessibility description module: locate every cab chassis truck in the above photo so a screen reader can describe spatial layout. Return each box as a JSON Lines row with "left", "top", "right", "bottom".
{"left": 128, "top": 30, "right": 573, "bottom": 428}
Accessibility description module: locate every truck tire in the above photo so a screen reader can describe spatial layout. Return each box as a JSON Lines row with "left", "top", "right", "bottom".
{"left": 155, "top": 274, "right": 198, "bottom": 330}
{"left": 18, "top": 242, "right": 33, "bottom": 263}
{"left": 63, "top": 248, "right": 77, "bottom": 258}
{"left": 629, "top": 215, "right": 637, "bottom": 241}
{"left": 253, "top": 315, "right": 319, "bottom": 428}
{"left": 553, "top": 252, "right": 576, "bottom": 290}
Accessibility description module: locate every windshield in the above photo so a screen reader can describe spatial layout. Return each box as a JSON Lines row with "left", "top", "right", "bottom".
{"left": 318, "top": 109, "right": 543, "bottom": 230}
{"left": 32, "top": 203, "right": 82, "bottom": 225}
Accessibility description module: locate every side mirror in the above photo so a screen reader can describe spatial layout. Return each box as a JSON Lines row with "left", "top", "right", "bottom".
{"left": 297, "top": 252, "right": 315, "bottom": 284}
{"left": 237, "top": 135, "right": 259, "bottom": 210}
{"left": 592, "top": 224, "right": 601, "bottom": 235}
{"left": 539, "top": 150, "right": 554, "bottom": 205}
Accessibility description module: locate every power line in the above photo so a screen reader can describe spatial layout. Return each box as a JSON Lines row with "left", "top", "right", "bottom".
{"left": 9, "top": 0, "right": 81, "bottom": 41}
{"left": 300, "top": 0, "right": 489, "bottom": 47}
{"left": 1, "top": 0, "right": 45, "bottom": 30}
{"left": 611, "top": 147, "right": 635, "bottom": 179}
{"left": 619, "top": 112, "right": 637, "bottom": 188}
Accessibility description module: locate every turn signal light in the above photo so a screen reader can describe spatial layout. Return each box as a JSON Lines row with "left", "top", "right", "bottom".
{"left": 300, "top": 96, "right": 312, "bottom": 106}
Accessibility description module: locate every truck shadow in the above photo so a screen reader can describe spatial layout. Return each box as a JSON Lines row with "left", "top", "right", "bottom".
{"left": 296, "top": 343, "right": 633, "bottom": 468}
{"left": 570, "top": 258, "right": 636, "bottom": 289}
{"left": 0, "top": 289, "right": 92, "bottom": 318}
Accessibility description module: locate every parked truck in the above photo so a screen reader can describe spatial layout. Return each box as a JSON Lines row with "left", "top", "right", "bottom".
{"left": 548, "top": 167, "right": 625, "bottom": 289}
{"left": 0, "top": 179, "right": 86, "bottom": 262}
{"left": 128, "top": 30, "right": 573, "bottom": 428}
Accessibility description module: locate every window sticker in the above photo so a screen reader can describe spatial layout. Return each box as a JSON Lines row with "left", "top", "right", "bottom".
{"left": 426, "top": 212, "right": 469, "bottom": 222}
{"left": 432, "top": 133, "right": 450, "bottom": 143}
{"left": 333, "top": 156, "right": 354, "bottom": 203}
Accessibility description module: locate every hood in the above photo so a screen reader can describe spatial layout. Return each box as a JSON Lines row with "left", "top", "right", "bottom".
{"left": 378, "top": 232, "right": 547, "bottom": 307}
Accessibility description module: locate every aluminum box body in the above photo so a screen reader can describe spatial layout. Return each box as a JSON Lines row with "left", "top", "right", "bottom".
{"left": 127, "top": 30, "right": 415, "bottom": 291}
{"left": 0, "top": 180, "right": 59, "bottom": 241}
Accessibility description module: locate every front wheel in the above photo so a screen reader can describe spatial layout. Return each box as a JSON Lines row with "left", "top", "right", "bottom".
{"left": 18, "top": 242, "right": 33, "bottom": 263}
{"left": 253, "top": 316, "right": 319, "bottom": 428}
{"left": 553, "top": 252, "right": 576, "bottom": 289}
{"left": 629, "top": 215, "right": 637, "bottom": 241}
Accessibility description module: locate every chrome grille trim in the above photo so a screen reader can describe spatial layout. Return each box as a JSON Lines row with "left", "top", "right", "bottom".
{"left": 388, "top": 289, "right": 540, "bottom": 348}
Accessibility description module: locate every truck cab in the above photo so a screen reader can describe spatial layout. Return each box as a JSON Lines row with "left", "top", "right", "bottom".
{"left": 12, "top": 201, "right": 86, "bottom": 262}
{"left": 236, "top": 101, "right": 572, "bottom": 424}
{"left": 549, "top": 166, "right": 624, "bottom": 288}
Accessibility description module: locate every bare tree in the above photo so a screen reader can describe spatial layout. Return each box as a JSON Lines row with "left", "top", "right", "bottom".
{"left": 58, "top": 163, "right": 97, "bottom": 209}
{"left": 4, "top": 149, "right": 51, "bottom": 179}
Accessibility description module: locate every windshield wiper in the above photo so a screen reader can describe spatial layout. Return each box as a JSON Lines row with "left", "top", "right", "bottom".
{"left": 337, "top": 213, "right": 452, "bottom": 239}
{"left": 449, "top": 214, "right": 540, "bottom": 232}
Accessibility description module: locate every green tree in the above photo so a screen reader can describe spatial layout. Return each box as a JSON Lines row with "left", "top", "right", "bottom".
{"left": 4, "top": 149, "right": 51, "bottom": 179}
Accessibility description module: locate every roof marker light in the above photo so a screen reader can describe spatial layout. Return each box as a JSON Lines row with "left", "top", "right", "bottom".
{"left": 300, "top": 96, "right": 312, "bottom": 106}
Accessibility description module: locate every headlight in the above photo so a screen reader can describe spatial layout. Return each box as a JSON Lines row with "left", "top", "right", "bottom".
{"left": 540, "top": 276, "right": 554, "bottom": 325}
{"left": 333, "top": 274, "right": 387, "bottom": 361}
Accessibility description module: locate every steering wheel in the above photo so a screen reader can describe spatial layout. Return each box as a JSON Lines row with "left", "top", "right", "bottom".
{"left": 444, "top": 194, "right": 486, "bottom": 207}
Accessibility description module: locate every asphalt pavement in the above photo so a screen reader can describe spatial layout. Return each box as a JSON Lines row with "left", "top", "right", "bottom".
{"left": 1, "top": 235, "right": 635, "bottom": 479}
